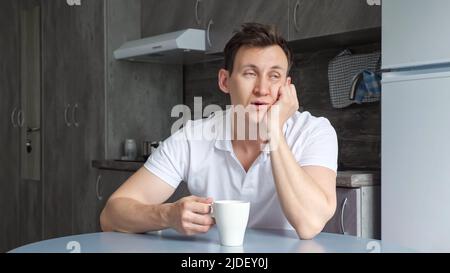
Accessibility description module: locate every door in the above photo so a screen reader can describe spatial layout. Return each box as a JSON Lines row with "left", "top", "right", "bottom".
{"left": 382, "top": 69, "right": 450, "bottom": 251}
{"left": 42, "top": 0, "right": 76, "bottom": 239}
{"left": 71, "top": 0, "right": 105, "bottom": 235}
{"left": 205, "top": 0, "right": 289, "bottom": 54}
{"left": 289, "top": 0, "right": 380, "bottom": 41}
{"left": 141, "top": 0, "right": 205, "bottom": 37}
{"left": 18, "top": 2, "right": 43, "bottom": 247}
{"left": 382, "top": 0, "right": 450, "bottom": 69}
{"left": 0, "top": 0, "right": 20, "bottom": 252}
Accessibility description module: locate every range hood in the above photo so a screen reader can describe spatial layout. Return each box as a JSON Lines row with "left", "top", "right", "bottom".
{"left": 114, "top": 29, "right": 207, "bottom": 64}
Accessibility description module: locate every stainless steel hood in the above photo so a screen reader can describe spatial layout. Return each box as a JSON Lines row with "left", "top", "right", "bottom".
{"left": 113, "top": 29, "right": 206, "bottom": 64}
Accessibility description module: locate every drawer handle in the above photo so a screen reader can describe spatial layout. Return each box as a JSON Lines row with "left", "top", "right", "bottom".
{"left": 340, "top": 197, "right": 348, "bottom": 235}
{"left": 96, "top": 174, "right": 103, "bottom": 201}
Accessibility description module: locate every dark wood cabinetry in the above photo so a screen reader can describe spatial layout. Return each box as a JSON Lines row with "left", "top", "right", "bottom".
{"left": 289, "top": 0, "right": 380, "bottom": 41}
{"left": 41, "top": 0, "right": 105, "bottom": 239}
{"left": 0, "top": 0, "right": 21, "bottom": 253}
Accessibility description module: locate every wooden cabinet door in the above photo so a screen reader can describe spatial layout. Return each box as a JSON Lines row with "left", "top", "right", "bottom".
{"left": 0, "top": 0, "right": 20, "bottom": 253}
{"left": 42, "top": 0, "right": 76, "bottom": 240}
{"left": 18, "top": 1, "right": 43, "bottom": 248}
{"left": 289, "top": 0, "right": 380, "bottom": 41}
{"left": 205, "top": 0, "right": 289, "bottom": 54}
{"left": 71, "top": 0, "right": 105, "bottom": 236}
{"left": 322, "top": 187, "right": 359, "bottom": 236}
{"left": 142, "top": 0, "right": 206, "bottom": 37}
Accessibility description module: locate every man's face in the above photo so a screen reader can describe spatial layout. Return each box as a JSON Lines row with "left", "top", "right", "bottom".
{"left": 219, "top": 45, "right": 290, "bottom": 124}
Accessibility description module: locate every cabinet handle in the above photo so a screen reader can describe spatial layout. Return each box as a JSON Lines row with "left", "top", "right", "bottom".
{"left": 206, "top": 19, "right": 214, "bottom": 48}
{"left": 340, "top": 197, "right": 348, "bottom": 235}
{"left": 293, "top": 0, "right": 301, "bottom": 32}
{"left": 72, "top": 103, "right": 79, "bottom": 127}
{"left": 11, "top": 107, "right": 18, "bottom": 127}
{"left": 194, "top": 0, "right": 202, "bottom": 26}
{"left": 17, "top": 109, "right": 25, "bottom": 128}
{"left": 96, "top": 174, "right": 103, "bottom": 201}
{"left": 64, "top": 104, "right": 71, "bottom": 127}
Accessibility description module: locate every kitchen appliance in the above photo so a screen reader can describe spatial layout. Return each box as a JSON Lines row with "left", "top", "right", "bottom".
{"left": 113, "top": 28, "right": 206, "bottom": 64}
{"left": 381, "top": 0, "right": 450, "bottom": 251}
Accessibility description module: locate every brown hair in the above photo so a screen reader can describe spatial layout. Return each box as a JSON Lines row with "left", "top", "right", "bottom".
{"left": 223, "top": 22, "right": 294, "bottom": 75}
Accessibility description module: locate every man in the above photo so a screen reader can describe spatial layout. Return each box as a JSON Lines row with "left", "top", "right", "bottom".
{"left": 100, "top": 23, "right": 338, "bottom": 239}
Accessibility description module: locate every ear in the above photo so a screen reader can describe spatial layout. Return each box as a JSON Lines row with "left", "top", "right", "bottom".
{"left": 286, "top": 76, "right": 292, "bottom": 85}
{"left": 218, "top": 69, "right": 230, "bottom": 94}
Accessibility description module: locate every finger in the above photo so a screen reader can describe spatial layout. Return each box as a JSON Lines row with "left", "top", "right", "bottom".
{"left": 185, "top": 222, "right": 212, "bottom": 234}
{"left": 189, "top": 212, "right": 215, "bottom": 226}
{"left": 188, "top": 202, "right": 212, "bottom": 214}
{"left": 290, "top": 84, "right": 297, "bottom": 99}
{"left": 286, "top": 77, "right": 292, "bottom": 85}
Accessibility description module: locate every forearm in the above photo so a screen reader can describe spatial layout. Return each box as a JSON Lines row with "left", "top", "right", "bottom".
{"left": 100, "top": 197, "right": 173, "bottom": 233}
{"left": 269, "top": 131, "right": 333, "bottom": 238}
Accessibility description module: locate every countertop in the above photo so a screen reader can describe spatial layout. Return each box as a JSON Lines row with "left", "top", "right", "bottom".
{"left": 10, "top": 227, "right": 408, "bottom": 253}
{"left": 92, "top": 160, "right": 380, "bottom": 188}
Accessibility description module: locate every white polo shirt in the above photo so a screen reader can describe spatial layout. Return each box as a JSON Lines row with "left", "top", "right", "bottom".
{"left": 144, "top": 109, "right": 338, "bottom": 230}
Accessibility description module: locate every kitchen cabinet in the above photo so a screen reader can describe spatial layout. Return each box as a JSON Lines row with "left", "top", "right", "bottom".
{"left": 288, "top": 0, "right": 380, "bottom": 41}
{"left": 0, "top": 0, "right": 44, "bottom": 252}
{"left": 0, "top": 0, "right": 20, "bottom": 253}
{"left": 141, "top": 0, "right": 206, "bottom": 37}
{"left": 141, "top": 0, "right": 289, "bottom": 54}
{"left": 204, "top": 0, "right": 289, "bottom": 54}
{"left": 323, "top": 186, "right": 380, "bottom": 239}
{"left": 42, "top": 0, "right": 105, "bottom": 239}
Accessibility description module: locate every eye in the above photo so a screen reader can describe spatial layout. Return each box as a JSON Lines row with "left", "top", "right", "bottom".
{"left": 243, "top": 71, "right": 257, "bottom": 77}
{"left": 269, "top": 73, "right": 281, "bottom": 80}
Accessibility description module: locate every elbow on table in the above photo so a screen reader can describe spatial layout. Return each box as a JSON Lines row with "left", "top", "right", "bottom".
{"left": 99, "top": 203, "right": 113, "bottom": 232}
{"left": 294, "top": 206, "right": 336, "bottom": 240}
{"left": 293, "top": 222, "right": 323, "bottom": 240}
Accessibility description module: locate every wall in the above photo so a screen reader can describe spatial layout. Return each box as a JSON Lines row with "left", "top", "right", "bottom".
{"left": 184, "top": 43, "right": 381, "bottom": 171}
{"left": 106, "top": 0, "right": 183, "bottom": 159}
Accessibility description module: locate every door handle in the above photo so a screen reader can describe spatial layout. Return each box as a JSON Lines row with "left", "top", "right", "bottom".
{"left": 27, "top": 127, "right": 41, "bottom": 134}
{"left": 194, "top": 0, "right": 202, "bottom": 26}
{"left": 293, "top": 0, "right": 301, "bottom": 32}
{"left": 64, "top": 104, "right": 71, "bottom": 127}
{"left": 11, "top": 107, "right": 18, "bottom": 127}
{"left": 72, "top": 103, "right": 79, "bottom": 127}
{"left": 340, "top": 197, "right": 348, "bottom": 235}
{"left": 17, "top": 109, "right": 25, "bottom": 128}
{"left": 206, "top": 19, "right": 214, "bottom": 48}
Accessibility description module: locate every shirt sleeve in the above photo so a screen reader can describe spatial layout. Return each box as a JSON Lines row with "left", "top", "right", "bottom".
{"left": 294, "top": 118, "right": 338, "bottom": 172}
{"left": 143, "top": 126, "right": 190, "bottom": 188}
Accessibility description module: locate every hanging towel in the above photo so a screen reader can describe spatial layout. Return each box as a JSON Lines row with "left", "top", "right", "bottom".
{"left": 354, "top": 70, "right": 381, "bottom": 104}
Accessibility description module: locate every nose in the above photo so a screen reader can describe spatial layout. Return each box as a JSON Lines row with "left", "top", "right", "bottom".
{"left": 253, "top": 77, "right": 271, "bottom": 96}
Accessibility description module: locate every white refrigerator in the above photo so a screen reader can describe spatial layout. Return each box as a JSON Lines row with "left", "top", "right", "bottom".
{"left": 382, "top": 0, "right": 450, "bottom": 251}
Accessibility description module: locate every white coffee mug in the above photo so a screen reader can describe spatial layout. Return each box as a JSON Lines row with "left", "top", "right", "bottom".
{"left": 211, "top": 200, "right": 250, "bottom": 247}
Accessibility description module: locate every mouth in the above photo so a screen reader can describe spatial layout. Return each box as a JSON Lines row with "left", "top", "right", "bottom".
{"left": 250, "top": 101, "right": 270, "bottom": 108}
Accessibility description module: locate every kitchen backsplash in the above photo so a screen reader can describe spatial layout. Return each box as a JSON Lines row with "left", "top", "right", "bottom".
{"left": 183, "top": 43, "right": 381, "bottom": 171}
